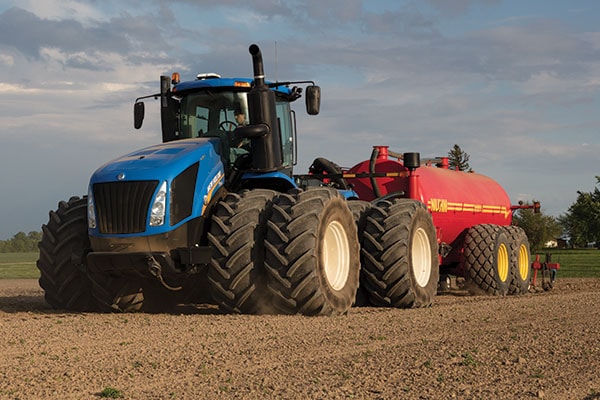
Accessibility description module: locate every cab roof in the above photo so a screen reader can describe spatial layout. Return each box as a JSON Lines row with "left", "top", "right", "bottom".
{"left": 173, "top": 77, "right": 292, "bottom": 96}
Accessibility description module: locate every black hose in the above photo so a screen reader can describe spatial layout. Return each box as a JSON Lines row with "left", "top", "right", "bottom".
{"left": 309, "top": 158, "right": 348, "bottom": 189}
{"left": 369, "top": 148, "right": 382, "bottom": 198}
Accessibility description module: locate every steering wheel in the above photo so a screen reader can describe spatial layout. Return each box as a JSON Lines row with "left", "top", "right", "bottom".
{"left": 218, "top": 121, "right": 237, "bottom": 132}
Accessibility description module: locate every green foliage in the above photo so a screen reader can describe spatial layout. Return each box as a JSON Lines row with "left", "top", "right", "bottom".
{"left": 0, "top": 231, "right": 42, "bottom": 253}
{"left": 447, "top": 144, "right": 472, "bottom": 172}
{"left": 99, "top": 387, "right": 124, "bottom": 399}
{"left": 512, "top": 206, "right": 562, "bottom": 252}
{"left": 559, "top": 176, "right": 600, "bottom": 248}
{"left": 461, "top": 351, "right": 478, "bottom": 366}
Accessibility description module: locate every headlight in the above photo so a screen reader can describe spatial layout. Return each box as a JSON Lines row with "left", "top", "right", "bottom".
{"left": 87, "top": 186, "right": 97, "bottom": 229}
{"left": 149, "top": 181, "right": 167, "bottom": 226}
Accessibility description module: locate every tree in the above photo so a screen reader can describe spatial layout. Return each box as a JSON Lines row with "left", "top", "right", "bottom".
{"left": 512, "top": 206, "right": 562, "bottom": 251}
{"left": 447, "top": 144, "right": 472, "bottom": 172}
{"left": 559, "top": 176, "right": 600, "bottom": 248}
{"left": 0, "top": 231, "right": 42, "bottom": 253}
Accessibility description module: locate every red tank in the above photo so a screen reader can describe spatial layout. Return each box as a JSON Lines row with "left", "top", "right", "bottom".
{"left": 346, "top": 146, "right": 512, "bottom": 266}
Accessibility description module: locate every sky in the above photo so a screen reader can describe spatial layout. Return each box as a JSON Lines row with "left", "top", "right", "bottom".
{"left": 0, "top": 0, "right": 599, "bottom": 240}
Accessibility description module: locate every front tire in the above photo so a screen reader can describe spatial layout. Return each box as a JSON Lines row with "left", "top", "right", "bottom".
{"left": 37, "top": 196, "right": 143, "bottom": 312}
{"left": 264, "top": 188, "right": 360, "bottom": 316}
{"left": 360, "top": 199, "right": 439, "bottom": 308}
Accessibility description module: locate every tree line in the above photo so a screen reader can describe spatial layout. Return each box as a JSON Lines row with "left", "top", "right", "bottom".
{"left": 0, "top": 231, "right": 42, "bottom": 253}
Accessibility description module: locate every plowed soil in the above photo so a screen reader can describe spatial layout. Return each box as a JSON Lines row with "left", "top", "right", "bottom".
{"left": 1, "top": 278, "right": 599, "bottom": 400}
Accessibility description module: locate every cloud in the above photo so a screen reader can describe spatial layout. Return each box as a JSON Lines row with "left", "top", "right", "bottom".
{"left": 0, "top": 52, "right": 13, "bottom": 66}
{"left": 0, "top": 5, "right": 183, "bottom": 73}
{"left": 16, "top": 0, "right": 104, "bottom": 21}
{"left": 0, "top": 7, "right": 129, "bottom": 59}
{"left": 425, "top": 0, "right": 500, "bottom": 17}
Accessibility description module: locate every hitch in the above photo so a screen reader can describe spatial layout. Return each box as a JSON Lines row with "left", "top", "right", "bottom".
{"left": 530, "top": 253, "right": 560, "bottom": 291}
{"left": 147, "top": 256, "right": 182, "bottom": 291}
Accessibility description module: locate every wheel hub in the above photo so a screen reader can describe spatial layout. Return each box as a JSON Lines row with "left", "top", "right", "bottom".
{"left": 322, "top": 220, "right": 350, "bottom": 291}
{"left": 411, "top": 227, "right": 432, "bottom": 287}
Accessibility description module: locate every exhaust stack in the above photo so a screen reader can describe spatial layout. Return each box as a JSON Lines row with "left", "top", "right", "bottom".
{"left": 241, "top": 44, "right": 283, "bottom": 172}
{"left": 249, "top": 44, "right": 266, "bottom": 88}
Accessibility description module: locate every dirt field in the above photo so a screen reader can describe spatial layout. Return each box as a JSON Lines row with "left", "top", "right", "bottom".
{"left": 1, "top": 278, "right": 599, "bottom": 400}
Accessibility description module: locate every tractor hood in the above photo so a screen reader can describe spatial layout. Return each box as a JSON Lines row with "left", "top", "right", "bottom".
{"left": 90, "top": 138, "right": 222, "bottom": 183}
{"left": 88, "top": 138, "right": 226, "bottom": 237}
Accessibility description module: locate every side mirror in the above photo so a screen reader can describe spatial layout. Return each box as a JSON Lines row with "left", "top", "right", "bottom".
{"left": 134, "top": 102, "right": 145, "bottom": 129}
{"left": 305, "top": 85, "right": 321, "bottom": 115}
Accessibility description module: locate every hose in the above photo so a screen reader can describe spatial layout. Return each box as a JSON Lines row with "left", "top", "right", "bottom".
{"left": 369, "top": 147, "right": 382, "bottom": 198}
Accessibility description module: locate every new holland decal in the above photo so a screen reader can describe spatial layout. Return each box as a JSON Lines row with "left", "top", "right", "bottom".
{"left": 202, "top": 170, "right": 224, "bottom": 214}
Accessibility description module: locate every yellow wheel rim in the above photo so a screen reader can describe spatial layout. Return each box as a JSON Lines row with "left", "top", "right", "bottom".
{"left": 517, "top": 244, "right": 529, "bottom": 280}
{"left": 497, "top": 243, "right": 509, "bottom": 282}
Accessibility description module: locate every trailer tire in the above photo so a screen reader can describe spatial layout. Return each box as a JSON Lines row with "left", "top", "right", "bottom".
{"left": 464, "top": 224, "right": 510, "bottom": 296}
{"left": 207, "top": 189, "right": 277, "bottom": 314}
{"left": 360, "top": 199, "right": 439, "bottom": 308}
{"left": 504, "top": 226, "right": 531, "bottom": 295}
{"left": 37, "top": 196, "right": 143, "bottom": 312}
{"left": 264, "top": 188, "right": 360, "bottom": 315}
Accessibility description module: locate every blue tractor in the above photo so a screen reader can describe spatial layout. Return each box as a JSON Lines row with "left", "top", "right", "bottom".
{"left": 37, "top": 44, "right": 363, "bottom": 315}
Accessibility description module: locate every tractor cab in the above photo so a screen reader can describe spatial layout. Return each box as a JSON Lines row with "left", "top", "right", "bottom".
{"left": 175, "top": 82, "right": 294, "bottom": 172}
{"left": 134, "top": 74, "right": 317, "bottom": 179}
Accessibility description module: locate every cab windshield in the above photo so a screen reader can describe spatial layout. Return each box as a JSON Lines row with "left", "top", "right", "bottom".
{"left": 179, "top": 91, "right": 248, "bottom": 139}
{"left": 178, "top": 90, "right": 294, "bottom": 167}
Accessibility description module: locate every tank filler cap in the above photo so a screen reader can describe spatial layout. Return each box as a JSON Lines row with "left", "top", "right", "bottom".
{"left": 196, "top": 73, "right": 222, "bottom": 80}
{"left": 403, "top": 152, "right": 421, "bottom": 170}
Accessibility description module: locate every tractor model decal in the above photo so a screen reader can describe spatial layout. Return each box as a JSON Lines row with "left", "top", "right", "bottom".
{"left": 202, "top": 170, "right": 224, "bottom": 215}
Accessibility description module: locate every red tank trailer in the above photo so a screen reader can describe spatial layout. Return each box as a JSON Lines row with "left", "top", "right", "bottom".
{"left": 302, "top": 145, "right": 537, "bottom": 308}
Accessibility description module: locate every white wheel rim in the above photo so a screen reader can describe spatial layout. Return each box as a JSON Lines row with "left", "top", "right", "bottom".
{"left": 412, "top": 227, "right": 432, "bottom": 287}
{"left": 322, "top": 220, "right": 350, "bottom": 291}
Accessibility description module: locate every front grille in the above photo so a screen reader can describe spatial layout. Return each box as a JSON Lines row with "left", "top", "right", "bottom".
{"left": 93, "top": 181, "right": 159, "bottom": 234}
